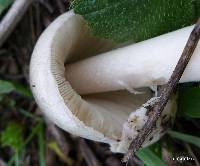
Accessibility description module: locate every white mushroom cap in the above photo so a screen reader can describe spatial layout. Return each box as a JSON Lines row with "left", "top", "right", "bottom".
{"left": 30, "top": 10, "right": 176, "bottom": 153}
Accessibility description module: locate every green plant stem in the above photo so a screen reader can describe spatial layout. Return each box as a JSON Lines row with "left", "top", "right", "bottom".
{"left": 14, "top": 150, "right": 19, "bottom": 166}
{"left": 38, "top": 122, "right": 45, "bottom": 166}
{"left": 8, "top": 121, "right": 42, "bottom": 166}
{"left": 167, "top": 130, "right": 200, "bottom": 148}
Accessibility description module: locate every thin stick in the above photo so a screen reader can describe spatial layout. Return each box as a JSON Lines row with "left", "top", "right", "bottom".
{"left": 0, "top": 0, "right": 36, "bottom": 47}
{"left": 79, "top": 139, "right": 102, "bottom": 166}
{"left": 45, "top": 118, "right": 70, "bottom": 155}
{"left": 0, "top": 158, "right": 6, "bottom": 166}
{"left": 184, "top": 143, "right": 200, "bottom": 166}
{"left": 123, "top": 18, "right": 200, "bottom": 162}
{"left": 56, "top": 0, "right": 65, "bottom": 14}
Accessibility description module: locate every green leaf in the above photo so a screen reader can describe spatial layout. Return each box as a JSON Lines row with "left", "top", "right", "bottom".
{"left": 168, "top": 130, "right": 200, "bottom": 148}
{"left": 0, "top": 0, "right": 14, "bottom": 15}
{"left": 0, "top": 122, "right": 24, "bottom": 151}
{"left": 18, "top": 108, "right": 40, "bottom": 120}
{"left": 0, "top": 79, "right": 32, "bottom": 97}
{"left": 136, "top": 147, "right": 167, "bottom": 166}
{"left": 8, "top": 122, "right": 42, "bottom": 165}
{"left": 0, "top": 80, "right": 15, "bottom": 94}
{"left": 149, "top": 143, "right": 162, "bottom": 159}
{"left": 0, "top": 95, "right": 3, "bottom": 101}
{"left": 178, "top": 87, "right": 200, "bottom": 118}
{"left": 72, "top": 0, "right": 200, "bottom": 43}
{"left": 13, "top": 82, "right": 32, "bottom": 98}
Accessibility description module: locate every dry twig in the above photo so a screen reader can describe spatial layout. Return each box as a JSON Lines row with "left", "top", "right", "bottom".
{"left": 123, "top": 18, "right": 200, "bottom": 162}
{"left": 0, "top": 158, "right": 6, "bottom": 166}
{"left": 79, "top": 139, "right": 102, "bottom": 166}
{"left": 0, "top": 0, "right": 36, "bottom": 47}
{"left": 56, "top": 0, "right": 65, "bottom": 14}
{"left": 45, "top": 118, "right": 70, "bottom": 155}
{"left": 184, "top": 143, "right": 200, "bottom": 166}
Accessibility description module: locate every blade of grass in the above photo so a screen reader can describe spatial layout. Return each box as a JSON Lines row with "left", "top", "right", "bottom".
{"left": 14, "top": 151, "right": 19, "bottom": 166}
{"left": 136, "top": 147, "right": 167, "bottom": 166}
{"left": 38, "top": 122, "right": 45, "bottom": 166}
{"left": 168, "top": 130, "right": 200, "bottom": 148}
{"left": 18, "top": 108, "right": 41, "bottom": 121}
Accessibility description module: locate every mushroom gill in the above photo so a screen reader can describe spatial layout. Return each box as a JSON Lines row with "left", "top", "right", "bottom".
{"left": 30, "top": 11, "right": 176, "bottom": 153}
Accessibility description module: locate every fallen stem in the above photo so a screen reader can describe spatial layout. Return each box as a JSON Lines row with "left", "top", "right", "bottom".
{"left": 0, "top": 0, "right": 36, "bottom": 47}
{"left": 0, "top": 158, "right": 6, "bottom": 166}
{"left": 184, "top": 143, "right": 200, "bottom": 166}
{"left": 79, "top": 139, "right": 102, "bottom": 166}
{"left": 45, "top": 118, "right": 70, "bottom": 156}
{"left": 123, "top": 18, "right": 200, "bottom": 163}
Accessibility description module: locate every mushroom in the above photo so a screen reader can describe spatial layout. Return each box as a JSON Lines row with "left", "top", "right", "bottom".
{"left": 65, "top": 25, "right": 200, "bottom": 94}
{"left": 30, "top": 10, "right": 198, "bottom": 153}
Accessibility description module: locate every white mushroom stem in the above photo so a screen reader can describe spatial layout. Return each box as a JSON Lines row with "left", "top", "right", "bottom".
{"left": 65, "top": 26, "right": 200, "bottom": 95}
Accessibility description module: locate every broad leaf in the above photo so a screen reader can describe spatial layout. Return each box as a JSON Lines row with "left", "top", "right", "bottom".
{"left": 0, "top": 80, "right": 15, "bottom": 94}
{"left": 0, "top": 79, "right": 32, "bottom": 97}
{"left": 136, "top": 147, "right": 167, "bottom": 166}
{"left": 178, "top": 87, "right": 200, "bottom": 118}
{"left": 0, "top": 122, "right": 24, "bottom": 151}
{"left": 72, "top": 0, "right": 200, "bottom": 43}
{"left": 0, "top": 0, "right": 14, "bottom": 15}
{"left": 149, "top": 143, "right": 162, "bottom": 159}
{"left": 13, "top": 82, "right": 32, "bottom": 98}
